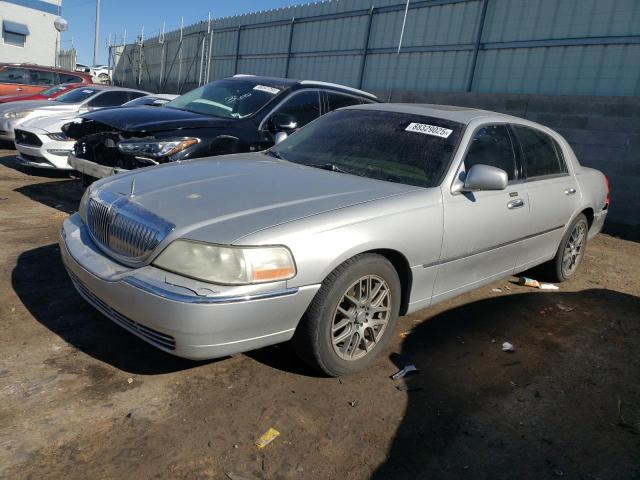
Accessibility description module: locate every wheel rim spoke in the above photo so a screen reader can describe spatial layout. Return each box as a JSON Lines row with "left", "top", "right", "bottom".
{"left": 331, "top": 274, "right": 392, "bottom": 361}
{"left": 562, "top": 221, "right": 587, "bottom": 276}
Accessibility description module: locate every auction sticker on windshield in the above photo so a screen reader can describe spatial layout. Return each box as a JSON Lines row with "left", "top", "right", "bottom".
{"left": 253, "top": 85, "right": 280, "bottom": 95}
{"left": 405, "top": 122, "right": 453, "bottom": 138}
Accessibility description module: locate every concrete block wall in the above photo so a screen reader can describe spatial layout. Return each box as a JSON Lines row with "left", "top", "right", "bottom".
{"left": 381, "top": 90, "right": 639, "bottom": 237}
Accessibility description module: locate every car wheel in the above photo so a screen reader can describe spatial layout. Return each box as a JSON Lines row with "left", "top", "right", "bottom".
{"left": 293, "top": 253, "right": 401, "bottom": 377}
{"left": 545, "top": 213, "right": 589, "bottom": 282}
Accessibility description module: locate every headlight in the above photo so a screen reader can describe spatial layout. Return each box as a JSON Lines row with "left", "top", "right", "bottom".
{"left": 3, "top": 110, "right": 31, "bottom": 119}
{"left": 153, "top": 240, "right": 296, "bottom": 285}
{"left": 78, "top": 185, "right": 91, "bottom": 222}
{"left": 47, "top": 132, "right": 72, "bottom": 141}
{"left": 118, "top": 137, "right": 199, "bottom": 158}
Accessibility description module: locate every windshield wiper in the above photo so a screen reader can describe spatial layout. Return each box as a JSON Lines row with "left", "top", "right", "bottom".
{"left": 264, "top": 149, "right": 284, "bottom": 160}
{"left": 310, "top": 163, "right": 353, "bottom": 174}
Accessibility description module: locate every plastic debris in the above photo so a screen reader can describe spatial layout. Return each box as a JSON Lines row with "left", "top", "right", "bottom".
{"left": 519, "top": 277, "right": 540, "bottom": 288}
{"left": 502, "top": 342, "right": 515, "bottom": 352}
{"left": 518, "top": 277, "right": 559, "bottom": 290}
{"left": 349, "top": 400, "right": 359, "bottom": 407}
{"left": 127, "top": 377, "right": 133, "bottom": 384}
{"left": 255, "top": 427, "right": 280, "bottom": 449}
{"left": 391, "top": 365, "right": 418, "bottom": 380}
{"left": 491, "top": 288, "right": 503, "bottom": 293}
{"left": 399, "top": 330, "right": 414, "bottom": 338}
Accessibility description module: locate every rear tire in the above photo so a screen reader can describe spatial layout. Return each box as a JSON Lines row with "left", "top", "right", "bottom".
{"left": 292, "top": 254, "right": 401, "bottom": 377}
{"left": 543, "top": 213, "right": 588, "bottom": 283}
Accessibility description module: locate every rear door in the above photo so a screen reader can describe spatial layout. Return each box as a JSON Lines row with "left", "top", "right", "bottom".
{"left": 433, "top": 123, "right": 528, "bottom": 302}
{"left": 510, "top": 124, "right": 580, "bottom": 270}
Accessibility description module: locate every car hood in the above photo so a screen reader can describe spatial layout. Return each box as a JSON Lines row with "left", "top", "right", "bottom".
{"left": 0, "top": 94, "right": 45, "bottom": 103}
{"left": 95, "top": 154, "right": 420, "bottom": 245}
{"left": 0, "top": 100, "right": 54, "bottom": 113}
{"left": 81, "top": 106, "right": 231, "bottom": 132}
{"left": 20, "top": 113, "right": 79, "bottom": 133}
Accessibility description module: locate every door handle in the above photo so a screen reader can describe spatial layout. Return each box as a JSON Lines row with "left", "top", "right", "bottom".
{"left": 507, "top": 198, "right": 525, "bottom": 209}
{"left": 16, "top": 87, "right": 23, "bottom": 92}
{"left": 564, "top": 187, "right": 576, "bottom": 195}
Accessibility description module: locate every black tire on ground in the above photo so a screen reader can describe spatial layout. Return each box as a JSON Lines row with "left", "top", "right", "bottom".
{"left": 543, "top": 213, "right": 589, "bottom": 283}
{"left": 292, "top": 253, "right": 401, "bottom": 377}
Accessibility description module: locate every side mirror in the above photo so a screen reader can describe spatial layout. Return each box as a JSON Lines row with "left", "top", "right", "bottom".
{"left": 462, "top": 164, "right": 508, "bottom": 191}
{"left": 274, "top": 131, "right": 288, "bottom": 145}
{"left": 271, "top": 113, "right": 298, "bottom": 132}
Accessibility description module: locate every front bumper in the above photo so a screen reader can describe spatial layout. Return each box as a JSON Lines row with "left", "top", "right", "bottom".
{"left": 16, "top": 140, "right": 73, "bottom": 170}
{"left": 60, "top": 214, "right": 320, "bottom": 360}
{"left": 68, "top": 153, "right": 129, "bottom": 178}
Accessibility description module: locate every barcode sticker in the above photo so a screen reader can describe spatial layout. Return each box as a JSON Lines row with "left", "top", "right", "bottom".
{"left": 405, "top": 122, "right": 453, "bottom": 138}
{"left": 253, "top": 85, "right": 280, "bottom": 95}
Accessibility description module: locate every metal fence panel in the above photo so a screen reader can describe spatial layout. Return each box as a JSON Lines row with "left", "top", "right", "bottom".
{"left": 111, "top": 0, "right": 640, "bottom": 97}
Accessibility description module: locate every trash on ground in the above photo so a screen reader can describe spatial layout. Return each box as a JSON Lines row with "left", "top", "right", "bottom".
{"left": 518, "top": 277, "right": 559, "bottom": 290}
{"left": 225, "top": 473, "right": 251, "bottom": 480}
{"left": 399, "top": 329, "right": 414, "bottom": 338}
{"left": 349, "top": 400, "right": 359, "bottom": 407}
{"left": 391, "top": 364, "right": 419, "bottom": 380}
{"left": 255, "top": 427, "right": 280, "bottom": 449}
{"left": 492, "top": 288, "right": 503, "bottom": 293}
{"left": 396, "top": 384, "right": 424, "bottom": 392}
{"left": 556, "top": 303, "right": 575, "bottom": 312}
{"left": 502, "top": 342, "right": 515, "bottom": 352}
{"left": 127, "top": 377, "right": 133, "bottom": 384}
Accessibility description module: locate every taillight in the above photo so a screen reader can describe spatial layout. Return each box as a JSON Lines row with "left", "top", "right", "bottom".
{"left": 604, "top": 175, "right": 610, "bottom": 207}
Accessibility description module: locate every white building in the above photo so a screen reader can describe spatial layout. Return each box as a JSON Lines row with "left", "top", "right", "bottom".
{"left": 0, "top": 0, "right": 62, "bottom": 66}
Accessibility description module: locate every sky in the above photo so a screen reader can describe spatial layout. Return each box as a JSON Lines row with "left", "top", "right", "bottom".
{"left": 60, "top": 0, "right": 303, "bottom": 65}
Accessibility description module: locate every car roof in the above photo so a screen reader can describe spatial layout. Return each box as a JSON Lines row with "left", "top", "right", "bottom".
{"left": 347, "top": 103, "right": 524, "bottom": 125}
{"left": 231, "top": 74, "right": 377, "bottom": 99}
{"left": 75, "top": 85, "right": 148, "bottom": 93}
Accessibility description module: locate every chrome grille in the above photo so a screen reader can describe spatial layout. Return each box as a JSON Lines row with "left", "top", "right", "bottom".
{"left": 86, "top": 191, "right": 174, "bottom": 264}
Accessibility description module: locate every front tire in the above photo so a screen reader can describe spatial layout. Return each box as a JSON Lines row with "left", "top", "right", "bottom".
{"left": 545, "top": 213, "right": 589, "bottom": 282}
{"left": 293, "top": 254, "right": 401, "bottom": 377}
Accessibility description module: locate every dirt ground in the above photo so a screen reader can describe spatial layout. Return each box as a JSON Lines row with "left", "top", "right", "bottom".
{"left": 1, "top": 148, "right": 639, "bottom": 480}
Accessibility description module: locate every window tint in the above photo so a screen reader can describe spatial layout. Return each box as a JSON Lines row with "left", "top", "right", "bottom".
{"left": 464, "top": 124, "right": 516, "bottom": 180}
{"left": 326, "top": 91, "right": 362, "bottom": 111}
{"left": 88, "top": 91, "right": 134, "bottom": 107}
{"left": 0, "top": 67, "right": 28, "bottom": 84}
{"left": 28, "top": 69, "right": 56, "bottom": 86}
{"left": 59, "top": 73, "right": 83, "bottom": 83}
{"left": 271, "top": 110, "right": 463, "bottom": 188}
{"left": 513, "top": 126, "right": 565, "bottom": 179}
{"left": 272, "top": 90, "right": 320, "bottom": 128}
{"left": 55, "top": 88, "right": 99, "bottom": 103}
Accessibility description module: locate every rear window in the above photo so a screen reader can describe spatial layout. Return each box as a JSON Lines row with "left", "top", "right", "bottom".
{"left": 0, "top": 66, "right": 28, "bottom": 84}
{"left": 59, "top": 73, "right": 84, "bottom": 83}
{"left": 513, "top": 125, "right": 567, "bottom": 179}
{"left": 271, "top": 109, "right": 463, "bottom": 188}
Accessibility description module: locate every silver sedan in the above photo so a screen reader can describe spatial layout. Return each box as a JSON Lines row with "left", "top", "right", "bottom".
{"left": 60, "top": 104, "right": 609, "bottom": 376}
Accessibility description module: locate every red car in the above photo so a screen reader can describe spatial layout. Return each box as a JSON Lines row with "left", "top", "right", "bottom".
{"left": 0, "top": 63, "right": 93, "bottom": 96}
{"left": 0, "top": 83, "right": 86, "bottom": 104}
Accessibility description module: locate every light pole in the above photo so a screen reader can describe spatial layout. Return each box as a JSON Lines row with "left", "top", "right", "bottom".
{"left": 93, "top": 0, "right": 101, "bottom": 66}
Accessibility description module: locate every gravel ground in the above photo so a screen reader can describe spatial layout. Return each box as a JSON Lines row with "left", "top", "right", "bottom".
{"left": 1, "top": 149, "right": 639, "bottom": 480}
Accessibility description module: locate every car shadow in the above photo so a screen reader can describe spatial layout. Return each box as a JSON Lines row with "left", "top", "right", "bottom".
{"left": 372, "top": 288, "right": 640, "bottom": 479}
{"left": 14, "top": 178, "right": 82, "bottom": 214}
{"left": 12, "top": 243, "right": 216, "bottom": 375}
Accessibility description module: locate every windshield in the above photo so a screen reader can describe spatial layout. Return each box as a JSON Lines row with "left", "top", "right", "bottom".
{"left": 40, "top": 84, "right": 71, "bottom": 96}
{"left": 270, "top": 109, "right": 464, "bottom": 188}
{"left": 55, "top": 88, "right": 99, "bottom": 104}
{"left": 166, "top": 79, "right": 282, "bottom": 119}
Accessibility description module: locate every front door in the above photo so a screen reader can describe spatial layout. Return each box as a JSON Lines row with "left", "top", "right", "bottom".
{"left": 433, "top": 124, "right": 528, "bottom": 303}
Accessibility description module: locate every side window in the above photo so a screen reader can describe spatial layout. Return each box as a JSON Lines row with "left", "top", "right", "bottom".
{"left": 59, "top": 73, "right": 83, "bottom": 83}
{"left": 464, "top": 124, "right": 516, "bottom": 180}
{"left": 28, "top": 69, "right": 56, "bottom": 86}
{"left": 0, "top": 67, "right": 28, "bottom": 84}
{"left": 88, "top": 91, "right": 133, "bottom": 107}
{"left": 326, "top": 91, "right": 362, "bottom": 111}
{"left": 127, "top": 92, "right": 147, "bottom": 101}
{"left": 513, "top": 126, "right": 565, "bottom": 179}
{"left": 272, "top": 90, "right": 320, "bottom": 128}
